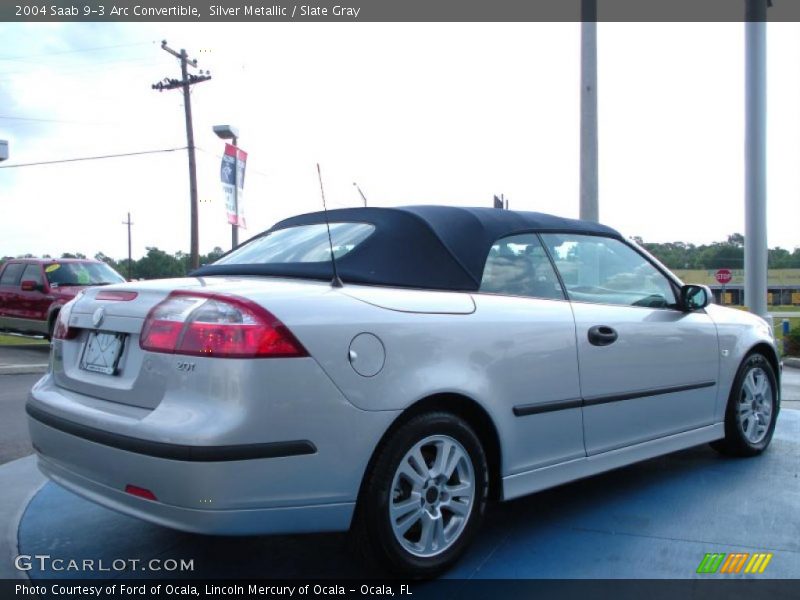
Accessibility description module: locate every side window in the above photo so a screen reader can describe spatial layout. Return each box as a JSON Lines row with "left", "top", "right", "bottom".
{"left": 0, "top": 263, "right": 24, "bottom": 287}
{"left": 480, "top": 234, "right": 565, "bottom": 300}
{"left": 21, "top": 264, "right": 44, "bottom": 287}
{"left": 540, "top": 234, "right": 677, "bottom": 308}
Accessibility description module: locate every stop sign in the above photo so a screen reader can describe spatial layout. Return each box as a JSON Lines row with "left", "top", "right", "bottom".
{"left": 715, "top": 269, "right": 732, "bottom": 285}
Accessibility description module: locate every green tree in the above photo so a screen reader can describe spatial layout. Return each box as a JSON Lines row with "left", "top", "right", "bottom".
{"left": 727, "top": 233, "right": 745, "bottom": 247}
{"left": 134, "top": 247, "right": 186, "bottom": 280}
{"left": 94, "top": 252, "right": 119, "bottom": 270}
{"left": 199, "top": 246, "right": 225, "bottom": 266}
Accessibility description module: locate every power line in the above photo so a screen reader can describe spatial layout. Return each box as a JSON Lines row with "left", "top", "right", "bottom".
{"left": 0, "top": 63, "right": 162, "bottom": 88}
{"left": 0, "top": 115, "right": 114, "bottom": 125}
{"left": 0, "top": 115, "right": 76, "bottom": 123}
{"left": 0, "top": 41, "right": 155, "bottom": 62}
{"left": 0, "top": 57, "right": 161, "bottom": 79}
{"left": 0, "top": 147, "right": 187, "bottom": 169}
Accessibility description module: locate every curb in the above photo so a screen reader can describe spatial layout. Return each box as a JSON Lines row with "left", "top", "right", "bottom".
{"left": 0, "top": 366, "right": 48, "bottom": 375}
{"left": 783, "top": 357, "right": 800, "bottom": 369}
{"left": 0, "top": 344, "right": 49, "bottom": 350}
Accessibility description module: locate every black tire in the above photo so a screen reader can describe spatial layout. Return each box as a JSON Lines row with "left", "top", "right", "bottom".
{"left": 711, "top": 353, "right": 779, "bottom": 457}
{"left": 351, "top": 412, "right": 489, "bottom": 578}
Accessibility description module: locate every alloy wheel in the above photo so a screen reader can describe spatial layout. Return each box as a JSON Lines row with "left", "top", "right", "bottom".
{"left": 388, "top": 434, "right": 475, "bottom": 558}
{"left": 737, "top": 366, "right": 773, "bottom": 444}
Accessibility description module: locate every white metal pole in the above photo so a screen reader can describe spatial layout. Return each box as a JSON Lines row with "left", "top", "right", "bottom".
{"left": 744, "top": 1, "right": 768, "bottom": 319}
{"left": 580, "top": 0, "right": 599, "bottom": 222}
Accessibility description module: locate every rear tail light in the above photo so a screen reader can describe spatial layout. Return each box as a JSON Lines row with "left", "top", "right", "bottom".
{"left": 139, "top": 291, "right": 308, "bottom": 359}
{"left": 52, "top": 301, "right": 78, "bottom": 340}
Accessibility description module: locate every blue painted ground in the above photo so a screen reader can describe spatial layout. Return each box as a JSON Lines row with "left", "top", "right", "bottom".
{"left": 19, "top": 410, "right": 799, "bottom": 579}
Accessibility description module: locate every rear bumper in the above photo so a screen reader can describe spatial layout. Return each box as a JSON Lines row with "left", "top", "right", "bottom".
{"left": 27, "top": 402, "right": 317, "bottom": 462}
{"left": 35, "top": 447, "right": 354, "bottom": 536}
{"left": 28, "top": 414, "right": 355, "bottom": 535}
{"left": 27, "top": 357, "right": 399, "bottom": 535}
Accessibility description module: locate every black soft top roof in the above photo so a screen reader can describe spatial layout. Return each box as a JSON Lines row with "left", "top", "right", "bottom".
{"left": 193, "top": 205, "right": 622, "bottom": 291}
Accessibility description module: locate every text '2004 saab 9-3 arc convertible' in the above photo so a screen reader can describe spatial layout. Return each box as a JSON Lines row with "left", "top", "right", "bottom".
{"left": 27, "top": 206, "right": 780, "bottom": 576}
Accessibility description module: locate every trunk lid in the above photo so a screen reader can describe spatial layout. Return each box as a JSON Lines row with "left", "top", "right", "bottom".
{"left": 52, "top": 276, "right": 330, "bottom": 409}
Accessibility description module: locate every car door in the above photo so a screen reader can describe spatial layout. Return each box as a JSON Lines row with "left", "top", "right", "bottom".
{"left": 475, "top": 233, "right": 586, "bottom": 474}
{"left": 541, "top": 233, "right": 719, "bottom": 455}
{"left": 0, "top": 262, "right": 25, "bottom": 325}
{"left": 18, "top": 263, "right": 50, "bottom": 324}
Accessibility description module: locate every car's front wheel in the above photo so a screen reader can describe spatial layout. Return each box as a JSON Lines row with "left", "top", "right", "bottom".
{"left": 352, "top": 412, "right": 489, "bottom": 577}
{"left": 711, "top": 353, "right": 778, "bottom": 457}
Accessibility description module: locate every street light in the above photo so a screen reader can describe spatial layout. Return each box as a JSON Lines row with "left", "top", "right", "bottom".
{"left": 213, "top": 124, "right": 240, "bottom": 248}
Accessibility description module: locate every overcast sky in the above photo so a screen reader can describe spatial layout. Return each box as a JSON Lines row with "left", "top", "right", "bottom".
{"left": 1, "top": 22, "right": 799, "bottom": 261}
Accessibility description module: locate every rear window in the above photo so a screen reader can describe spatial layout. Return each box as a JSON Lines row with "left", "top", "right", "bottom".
{"left": 215, "top": 223, "right": 375, "bottom": 265}
{"left": 0, "top": 263, "right": 24, "bottom": 286}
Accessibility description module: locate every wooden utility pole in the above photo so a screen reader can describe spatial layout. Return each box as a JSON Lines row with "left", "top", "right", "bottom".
{"left": 151, "top": 40, "right": 211, "bottom": 270}
{"left": 122, "top": 212, "right": 133, "bottom": 280}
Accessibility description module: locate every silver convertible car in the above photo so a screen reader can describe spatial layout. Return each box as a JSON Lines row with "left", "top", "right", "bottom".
{"left": 27, "top": 206, "right": 780, "bottom": 576}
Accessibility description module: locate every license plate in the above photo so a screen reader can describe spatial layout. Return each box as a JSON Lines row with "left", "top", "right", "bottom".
{"left": 80, "top": 331, "right": 126, "bottom": 375}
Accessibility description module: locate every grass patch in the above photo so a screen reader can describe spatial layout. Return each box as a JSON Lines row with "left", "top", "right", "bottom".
{"left": 0, "top": 333, "right": 48, "bottom": 346}
{"left": 766, "top": 307, "right": 800, "bottom": 356}
{"left": 770, "top": 308, "right": 800, "bottom": 333}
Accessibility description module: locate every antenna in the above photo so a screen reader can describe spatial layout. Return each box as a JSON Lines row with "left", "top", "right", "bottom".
{"left": 316, "top": 163, "right": 344, "bottom": 288}
{"left": 353, "top": 182, "right": 368, "bottom": 207}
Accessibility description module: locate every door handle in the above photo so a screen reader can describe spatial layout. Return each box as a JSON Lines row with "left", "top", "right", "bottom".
{"left": 588, "top": 325, "right": 618, "bottom": 346}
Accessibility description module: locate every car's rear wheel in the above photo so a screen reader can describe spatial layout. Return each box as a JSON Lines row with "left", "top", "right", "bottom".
{"left": 352, "top": 412, "right": 488, "bottom": 577}
{"left": 711, "top": 353, "right": 778, "bottom": 457}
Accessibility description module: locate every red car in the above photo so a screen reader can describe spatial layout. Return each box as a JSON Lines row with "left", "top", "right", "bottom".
{"left": 0, "top": 258, "right": 125, "bottom": 338}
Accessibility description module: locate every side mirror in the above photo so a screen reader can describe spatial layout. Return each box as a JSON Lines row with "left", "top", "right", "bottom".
{"left": 20, "top": 280, "right": 40, "bottom": 292}
{"left": 680, "top": 284, "right": 711, "bottom": 311}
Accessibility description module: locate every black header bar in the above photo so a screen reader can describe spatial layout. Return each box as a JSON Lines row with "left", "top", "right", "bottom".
{"left": 3, "top": 0, "right": 800, "bottom": 23}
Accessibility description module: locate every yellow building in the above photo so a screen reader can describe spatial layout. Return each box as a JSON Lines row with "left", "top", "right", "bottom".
{"left": 673, "top": 269, "right": 800, "bottom": 306}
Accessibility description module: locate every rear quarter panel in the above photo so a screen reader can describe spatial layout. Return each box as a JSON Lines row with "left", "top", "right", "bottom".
{"left": 265, "top": 286, "right": 584, "bottom": 476}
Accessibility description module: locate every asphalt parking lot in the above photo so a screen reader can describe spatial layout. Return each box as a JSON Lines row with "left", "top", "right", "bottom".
{"left": 0, "top": 344, "right": 48, "bottom": 376}
{"left": 1, "top": 345, "right": 799, "bottom": 580}
{"left": 0, "top": 343, "right": 49, "bottom": 466}
{"left": 0, "top": 373, "right": 38, "bottom": 464}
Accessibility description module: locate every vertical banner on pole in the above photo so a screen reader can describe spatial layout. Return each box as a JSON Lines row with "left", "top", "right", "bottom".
{"left": 220, "top": 143, "right": 248, "bottom": 228}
